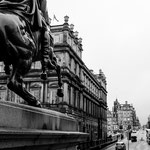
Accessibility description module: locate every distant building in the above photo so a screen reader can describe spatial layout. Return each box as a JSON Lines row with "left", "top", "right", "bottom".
{"left": 117, "top": 101, "right": 134, "bottom": 130}
{"left": 112, "top": 99, "right": 140, "bottom": 131}
{"left": 112, "top": 111, "right": 119, "bottom": 132}
{"left": 107, "top": 109, "right": 113, "bottom": 135}
{"left": 107, "top": 108, "right": 118, "bottom": 134}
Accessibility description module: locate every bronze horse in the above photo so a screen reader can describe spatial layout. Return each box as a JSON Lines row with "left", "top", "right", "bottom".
{"left": 0, "top": 12, "right": 63, "bottom": 107}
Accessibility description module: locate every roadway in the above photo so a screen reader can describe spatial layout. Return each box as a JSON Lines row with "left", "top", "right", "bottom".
{"left": 103, "top": 129, "right": 150, "bottom": 150}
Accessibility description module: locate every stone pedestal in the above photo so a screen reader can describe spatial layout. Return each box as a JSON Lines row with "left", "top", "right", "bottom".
{"left": 0, "top": 101, "right": 88, "bottom": 150}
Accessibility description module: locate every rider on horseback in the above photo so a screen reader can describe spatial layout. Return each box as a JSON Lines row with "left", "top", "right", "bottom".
{"left": 0, "top": 0, "right": 53, "bottom": 78}
{"left": 0, "top": 0, "right": 63, "bottom": 107}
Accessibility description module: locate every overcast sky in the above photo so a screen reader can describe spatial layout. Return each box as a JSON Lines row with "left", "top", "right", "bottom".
{"left": 47, "top": 0, "right": 150, "bottom": 125}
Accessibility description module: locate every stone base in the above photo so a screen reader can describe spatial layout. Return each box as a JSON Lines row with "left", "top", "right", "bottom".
{"left": 0, "top": 101, "right": 88, "bottom": 150}
{"left": 0, "top": 128, "right": 86, "bottom": 150}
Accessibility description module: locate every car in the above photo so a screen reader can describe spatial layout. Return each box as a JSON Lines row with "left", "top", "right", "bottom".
{"left": 131, "top": 136, "right": 137, "bottom": 142}
{"left": 115, "top": 141, "right": 126, "bottom": 150}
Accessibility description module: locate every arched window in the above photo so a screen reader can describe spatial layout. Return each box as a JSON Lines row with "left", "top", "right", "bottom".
{"left": 0, "top": 86, "right": 6, "bottom": 101}
{"left": 47, "top": 83, "right": 59, "bottom": 104}
{"left": 30, "top": 83, "right": 42, "bottom": 101}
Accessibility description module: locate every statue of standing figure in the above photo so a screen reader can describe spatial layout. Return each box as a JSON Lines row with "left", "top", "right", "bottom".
{"left": 0, "top": 0, "right": 63, "bottom": 107}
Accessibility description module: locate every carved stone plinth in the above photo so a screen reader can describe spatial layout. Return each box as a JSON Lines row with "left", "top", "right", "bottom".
{"left": 0, "top": 101, "right": 88, "bottom": 150}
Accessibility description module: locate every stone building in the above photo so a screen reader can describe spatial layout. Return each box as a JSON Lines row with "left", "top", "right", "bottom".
{"left": 107, "top": 109, "right": 113, "bottom": 135}
{"left": 0, "top": 16, "right": 108, "bottom": 149}
{"left": 50, "top": 16, "right": 108, "bottom": 147}
{"left": 107, "top": 108, "right": 118, "bottom": 135}
{"left": 113, "top": 99, "right": 139, "bottom": 130}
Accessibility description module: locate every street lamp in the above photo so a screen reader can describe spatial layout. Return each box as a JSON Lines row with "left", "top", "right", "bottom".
{"left": 127, "top": 124, "right": 131, "bottom": 150}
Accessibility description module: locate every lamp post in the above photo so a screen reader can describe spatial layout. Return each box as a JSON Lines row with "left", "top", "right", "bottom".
{"left": 127, "top": 124, "right": 131, "bottom": 150}
{"left": 128, "top": 131, "right": 129, "bottom": 150}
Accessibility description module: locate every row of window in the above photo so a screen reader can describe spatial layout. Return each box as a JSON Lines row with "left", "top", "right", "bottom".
{"left": 118, "top": 111, "right": 132, "bottom": 116}
{"left": 52, "top": 30, "right": 82, "bottom": 59}
{"left": 64, "top": 52, "right": 107, "bottom": 105}
{"left": 0, "top": 84, "right": 107, "bottom": 120}
{"left": 67, "top": 85, "right": 107, "bottom": 118}
{"left": 0, "top": 85, "right": 58, "bottom": 104}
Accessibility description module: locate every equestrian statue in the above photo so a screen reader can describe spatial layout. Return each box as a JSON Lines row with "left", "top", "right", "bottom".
{"left": 0, "top": 0, "right": 63, "bottom": 107}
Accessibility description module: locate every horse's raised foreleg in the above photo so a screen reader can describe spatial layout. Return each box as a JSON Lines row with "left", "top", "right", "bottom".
{"left": 7, "top": 62, "right": 41, "bottom": 107}
{"left": 56, "top": 65, "right": 64, "bottom": 97}
{"left": 41, "top": 53, "right": 64, "bottom": 97}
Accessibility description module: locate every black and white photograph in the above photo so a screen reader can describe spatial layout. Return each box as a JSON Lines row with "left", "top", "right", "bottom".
{"left": 0, "top": 0, "right": 150, "bottom": 150}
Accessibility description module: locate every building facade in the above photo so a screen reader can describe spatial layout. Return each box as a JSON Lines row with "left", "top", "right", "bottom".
{"left": 50, "top": 16, "right": 108, "bottom": 148}
{"left": 0, "top": 16, "right": 108, "bottom": 149}
{"left": 107, "top": 108, "right": 119, "bottom": 135}
{"left": 113, "top": 99, "right": 140, "bottom": 131}
{"left": 107, "top": 109, "right": 113, "bottom": 135}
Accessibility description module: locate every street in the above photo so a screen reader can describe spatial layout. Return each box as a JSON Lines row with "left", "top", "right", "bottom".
{"left": 104, "top": 130, "right": 150, "bottom": 150}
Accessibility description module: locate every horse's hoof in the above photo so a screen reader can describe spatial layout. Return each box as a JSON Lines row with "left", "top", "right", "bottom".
{"left": 41, "top": 72, "right": 47, "bottom": 80}
{"left": 29, "top": 101, "right": 42, "bottom": 108}
{"left": 35, "top": 101, "right": 42, "bottom": 108}
{"left": 57, "top": 88, "right": 64, "bottom": 97}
